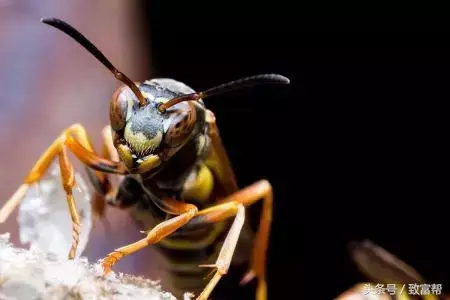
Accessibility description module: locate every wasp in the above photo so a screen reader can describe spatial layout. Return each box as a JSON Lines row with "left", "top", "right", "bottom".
{"left": 336, "top": 240, "right": 447, "bottom": 300}
{"left": 0, "top": 17, "right": 290, "bottom": 300}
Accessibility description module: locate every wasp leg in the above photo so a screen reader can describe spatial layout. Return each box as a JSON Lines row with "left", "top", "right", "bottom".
{"left": 0, "top": 123, "right": 128, "bottom": 259}
{"left": 58, "top": 144, "right": 81, "bottom": 259}
{"left": 101, "top": 200, "right": 198, "bottom": 274}
{"left": 101, "top": 125, "right": 120, "bottom": 162}
{"left": 190, "top": 203, "right": 246, "bottom": 300}
{"left": 185, "top": 180, "right": 273, "bottom": 300}
{"left": 239, "top": 181, "right": 272, "bottom": 300}
{"left": 204, "top": 110, "right": 239, "bottom": 194}
{"left": 86, "top": 125, "right": 123, "bottom": 222}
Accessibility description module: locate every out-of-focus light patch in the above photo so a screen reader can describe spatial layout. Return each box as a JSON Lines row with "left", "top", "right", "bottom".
{"left": 0, "top": 17, "right": 50, "bottom": 123}
{"left": 0, "top": 0, "right": 11, "bottom": 7}
{"left": 17, "top": 161, "right": 93, "bottom": 260}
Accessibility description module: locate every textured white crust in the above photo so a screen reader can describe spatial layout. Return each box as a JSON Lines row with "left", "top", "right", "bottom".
{"left": 0, "top": 233, "right": 177, "bottom": 300}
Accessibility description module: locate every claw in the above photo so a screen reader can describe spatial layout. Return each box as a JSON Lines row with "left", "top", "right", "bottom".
{"left": 240, "top": 269, "right": 256, "bottom": 285}
{"left": 101, "top": 259, "right": 114, "bottom": 275}
{"left": 240, "top": 270, "right": 267, "bottom": 300}
{"left": 101, "top": 251, "right": 123, "bottom": 275}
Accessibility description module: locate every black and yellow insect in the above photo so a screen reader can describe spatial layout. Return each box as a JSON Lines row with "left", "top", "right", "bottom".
{"left": 0, "top": 17, "right": 290, "bottom": 300}
{"left": 336, "top": 240, "right": 447, "bottom": 300}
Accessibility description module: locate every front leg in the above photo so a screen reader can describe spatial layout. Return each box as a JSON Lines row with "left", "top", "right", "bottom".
{"left": 101, "top": 199, "right": 198, "bottom": 273}
{"left": 0, "top": 123, "right": 128, "bottom": 259}
{"left": 86, "top": 125, "right": 124, "bottom": 222}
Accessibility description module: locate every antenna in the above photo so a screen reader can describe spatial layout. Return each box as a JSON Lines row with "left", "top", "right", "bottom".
{"left": 41, "top": 17, "right": 147, "bottom": 106}
{"left": 158, "top": 73, "right": 290, "bottom": 112}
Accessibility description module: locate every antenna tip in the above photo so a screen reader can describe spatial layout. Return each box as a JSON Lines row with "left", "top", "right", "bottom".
{"left": 40, "top": 17, "right": 54, "bottom": 25}
{"left": 40, "top": 17, "right": 62, "bottom": 26}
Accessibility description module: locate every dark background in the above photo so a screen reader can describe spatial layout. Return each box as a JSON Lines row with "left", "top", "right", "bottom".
{"left": 142, "top": 2, "right": 450, "bottom": 299}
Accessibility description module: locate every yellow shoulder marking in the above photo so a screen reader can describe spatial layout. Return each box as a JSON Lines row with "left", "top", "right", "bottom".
{"left": 182, "top": 163, "right": 214, "bottom": 203}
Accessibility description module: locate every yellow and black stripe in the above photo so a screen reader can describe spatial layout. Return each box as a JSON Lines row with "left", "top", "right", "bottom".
{"left": 131, "top": 162, "right": 253, "bottom": 298}
{"left": 155, "top": 222, "right": 231, "bottom": 296}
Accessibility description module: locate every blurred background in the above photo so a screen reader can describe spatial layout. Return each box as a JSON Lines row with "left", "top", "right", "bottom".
{"left": 1, "top": 1, "right": 449, "bottom": 299}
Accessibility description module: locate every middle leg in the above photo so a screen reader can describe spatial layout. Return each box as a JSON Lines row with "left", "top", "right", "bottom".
{"left": 183, "top": 179, "right": 273, "bottom": 300}
{"left": 194, "top": 202, "right": 246, "bottom": 300}
{"left": 101, "top": 200, "right": 199, "bottom": 274}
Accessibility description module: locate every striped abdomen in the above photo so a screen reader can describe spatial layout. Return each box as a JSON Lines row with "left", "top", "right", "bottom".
{"left": 155, "top": 221, "right": 230, "bottom": 297}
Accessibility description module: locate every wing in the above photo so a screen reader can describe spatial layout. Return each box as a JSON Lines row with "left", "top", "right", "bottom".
{"left": 349, "top": 239, "right": 426, "bottom": 285}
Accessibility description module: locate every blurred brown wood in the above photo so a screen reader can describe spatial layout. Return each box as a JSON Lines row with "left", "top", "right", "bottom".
{"left": 0, "top": 0, "right": 160, "bottom": 280}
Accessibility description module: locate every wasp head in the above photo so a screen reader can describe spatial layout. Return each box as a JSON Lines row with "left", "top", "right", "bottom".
{"left": 39, "top": 17, "right": 290, "bottom": 175}
{"left": 110, "top": 79, "right": 204, "bottom": 174}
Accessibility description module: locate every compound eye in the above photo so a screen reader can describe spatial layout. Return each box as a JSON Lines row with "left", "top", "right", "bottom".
{"left": 110, "top": 89, "right": 131, "bottom": 131}
{"left": 165, "top": 106, "right": 196, "bottom": 147}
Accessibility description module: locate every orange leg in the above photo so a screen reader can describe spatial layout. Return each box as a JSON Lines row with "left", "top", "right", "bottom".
{"left": 203, "top": 179, "right": 273, "bottom": 300}
{"left": 87, "top": 125, "right": 124, "bottom": 222}
{"left": 171, "top": 180, "right": 272, "bottom": 300}
{"left": 204, "top": 109, "right": 239, "bottom": 194}
{"left": 58, "top": 144, "right": 80, "bottom": 259}
{"left": 0, "top": 123, "right": 128, "bottom": 259}
{"left": 194, "top": 203, "right": 246, "bottom": 300}
{"left": 101, "top": 199, "right": 246, "bottom": 300}
{"left": 101, "top": 125, "right": 120, "bottom": 163}
{"left": 200, "top": 110, "right": 272, "bottom": 299}
{"left": 101, "top": 201, "right": 198, "bottom": 273}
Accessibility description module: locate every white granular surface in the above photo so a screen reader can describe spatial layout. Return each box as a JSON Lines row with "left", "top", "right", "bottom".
{"left": 1, "top": 160, "right": 183, "bottom": 299}
{"left": 0, "top": 232, "right": 177, "bottom": 300}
